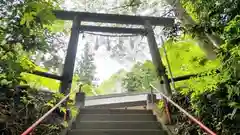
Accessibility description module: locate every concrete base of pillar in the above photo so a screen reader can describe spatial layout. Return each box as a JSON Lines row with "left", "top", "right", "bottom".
{"left": 75, "top": 92, "right": 85, "bottom": 108}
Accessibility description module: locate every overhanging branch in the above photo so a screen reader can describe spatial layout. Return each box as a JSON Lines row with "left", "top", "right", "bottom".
{"left": 29, "top": 71, "right": 62, "bottom": 81}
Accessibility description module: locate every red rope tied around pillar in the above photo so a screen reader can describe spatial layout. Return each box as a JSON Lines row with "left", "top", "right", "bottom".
{"left": 150, "top": 85, "right": 217, "bottom": 135}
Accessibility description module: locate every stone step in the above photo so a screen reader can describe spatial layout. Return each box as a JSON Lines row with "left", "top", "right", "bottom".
{"left": 68, "top": 129, "right": 167, "bottom": 135}
{"left": 72, "top": 121, "right": 162, "bottom": 129}
{"left": 85, "top": 101, "right": 147, "bottom": 108}
{"left": 77, "top": 114, "right": 157, "bottom": 121}
{"left": 80, "top": 109, "right": 152, "bottom": 114}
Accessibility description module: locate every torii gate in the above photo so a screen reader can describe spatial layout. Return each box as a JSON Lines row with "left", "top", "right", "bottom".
{"left": 34, "top": 10, "right": 174, "bottom": 97}
{"left": 22, "top": 11, "right": 218, "bottom": 135}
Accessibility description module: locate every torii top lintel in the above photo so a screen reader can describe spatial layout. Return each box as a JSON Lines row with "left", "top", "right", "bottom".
{"left": 53, "top": 10, "right": 174, "bottom": 27}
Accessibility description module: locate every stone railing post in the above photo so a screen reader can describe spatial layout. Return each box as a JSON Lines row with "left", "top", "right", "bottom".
{"left": 146, "top": 93, "right": 157, "bottom": 110}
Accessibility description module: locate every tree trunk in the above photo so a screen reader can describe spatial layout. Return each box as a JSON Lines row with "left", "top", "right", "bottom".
{"left": 165, "top": 0, "right": 223, "bottom": 59}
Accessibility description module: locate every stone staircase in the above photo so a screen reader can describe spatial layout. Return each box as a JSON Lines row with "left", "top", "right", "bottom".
{"left": 67, "top": 108, "right": 168, "bottom": 135}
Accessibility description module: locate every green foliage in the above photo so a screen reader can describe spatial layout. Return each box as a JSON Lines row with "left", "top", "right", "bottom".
{"left": 181, "top": 0, "right": 240, "bottom": 38}
{"left": 123, "top": 37, "right": 220, "bottom": 93}
{"left": 0, "top": 46, "right": 35, "bottom": 86}
{"left": 0, "top": 87, "right": 65, "bottom": 135}
{"left": 21, "top": 72, "right": 61, "bottom": 92}
{"left": 224, "top": 15, "right": 240, "bottom": 45}
{"left": 0, "top": 0, "right": 71, "bottom": 134}
{"left": 123, "top": 35, "right": 239, "bottom": 134}
{"left": 162, "top": 38, "right": 225, "bottom": 97}
{"left": 123, "top": 61, "right": 157, "bottom": 92}
{"left": 22, "top": 71, "right": 81, "bottom": 98}
{"left": 1, "top": 0, "right": 62, "bottom": 51}
{"left": 162, "top": 38, "right": 220, "bottom": 76}
{"left": 76, "top": 43, "right": 96, "bottom": 85}
{"left": 81, "top": 84, "right": 95, "bottom": 96}
{"left": 165, "top": 0, "right": 240, "bottom": 134}
{"left": 20, "top": 65, "right": 60, "bottom": 91}
{"left": 96, "top": 69, "right": 126, "bottom": 94}
{"left": 0, "top": 0, "right": 63, "bottom": 87}
{"left": 170, "top": 82, "right": 240, "bottom": 135}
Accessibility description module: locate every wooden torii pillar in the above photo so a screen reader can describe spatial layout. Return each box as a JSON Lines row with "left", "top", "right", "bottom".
{"left": 60, "top": 16, "right": 81, "bottom": 94}
{"left": 144, "top": 20, "right": 172, "bottom": 97}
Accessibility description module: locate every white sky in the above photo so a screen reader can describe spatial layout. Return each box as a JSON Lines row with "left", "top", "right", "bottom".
{"left": 94, "top": 50, "right": 125, "bottom": 82}
{"left": 76, "top": 35, "right": 130, "bottom": 83}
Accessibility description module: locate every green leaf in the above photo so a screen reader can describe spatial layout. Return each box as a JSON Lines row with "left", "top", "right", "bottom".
{"left": 45, "top": 102, "right": 54, "bottom": 107}
{"left": 229, "top": 102, "right": 240, "bottom": 109}
{"left": 20, "top": 12, "right": 37, "bottom": 27}
{"left": 0, "top": 79, "right": 11, "bottom": 85}
{"left": 59, "top": 107, "right": 66, "bottom": 113}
